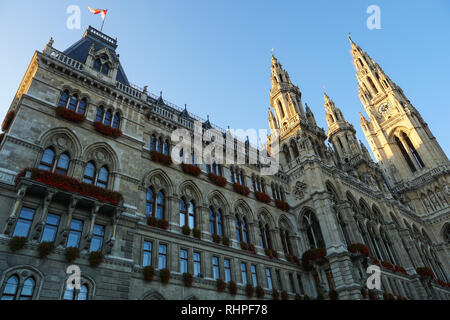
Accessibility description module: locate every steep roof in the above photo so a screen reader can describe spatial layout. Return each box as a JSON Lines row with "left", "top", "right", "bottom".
{"left": 63, "top": 26, "right": 130, "bottom": 85}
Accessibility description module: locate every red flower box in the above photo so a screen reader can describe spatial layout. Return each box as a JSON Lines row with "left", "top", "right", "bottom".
{"left": 182, "top": 163, "right": 201, "bottom": 177}
{"left": 381, "top": 261, "right": 395, "bottom": 271}
{"left": 16, "top": 168, "right": 123, "bottom": 206}
{"left": 394, "top": 265, "right": 408, "bottom": 275}
{"left": 416, "top": 267, "right": 434, "bottom": 279}
{"left": 94, "top": 121, "right": 122, "bottom": 138}
{"left": 302, "top": 248, "right": 326, "bottom": 267}
{"left": 150, "top": 150, "right": 173, "bottom": 166}
{"left": 208, "top": 173, "right": 227, "bottom": 187}
{"left": 233, "top": 183, "right": 250, "bottom": 196}
{"left": 55, "top": 106, "right": 85, "bottom": 123}
{"left": 347, "top": 243, "right": 369, "bottom": 257}
{"left": 1, "top": 110, "right": 15, "bottom": 131}
{"left": 275, "top": 199, "right": 290, "bottom": 211}
{"left": 216, "top": 279, "right": 226, "bottom": 292}
{"left": 255, "top": 191, "right": 271, "bottom": 204}
{"left": 372, "top": 259, "right": 381, "bottom": 267}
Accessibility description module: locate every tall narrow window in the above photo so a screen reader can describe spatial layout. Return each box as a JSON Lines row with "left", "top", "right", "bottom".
{"left": 242, "top": 218, "right": 248, "bottom": 243}
{"left": 258, "top": 224, "right": 266, "bottom": 248}
{"left": 95, "top": 106, "right": 104, "bottom": 122}
{"left": 188, "top": 201, "right": 195, "bottom": 229}
{"left": 193, "top": 252, "right": 201, "bottom": 277}
{"left": 156, "top": 192, "right": 165, "bottom": 219}
{"left": 403, "top": 133, "right": 425, "bottom": 169}
{"left": 41, "top": 213, "right": 60, "bottom": 243}
{"left": 289, "top": 273, "right": 296, "bottom": 293}
{"left": 39, "top": 148, "right": 55, "bottom": 171}
{"left": 241, "top": 262, "right": 247, "bottom": 285}
{"left": 209, "top": 208, "right": 215, "bottom": 234}
{"left": 235, "top": 216, "right": 241, "bottom": 242}
{"left": 82, "top": 162, "right": 96, "bottom": 184}
{"left": 297, "top": 274, "right": 304, "bottom": 294}
{"left": 77, "top": 98, "right": 87, "bottom": 115}
{"left": 96, "top": 166, "right": 109, "bottom": 189}
{"left": 13, "top": 207, "right": 35, "bottom": 238}
{"left": 150, "top": 135, "right": 156, "bottom": 151}
{"left": 104, "top": 109, "right": 112, "bottom": 126}
{"left": 158, "top": 244, "right": 167, "bottom": 269}
{"left": 55, "top": 153, "right": 70, "bottom": 175}
{"left": 58, "top": 91, "right": 69, "bottom": 107}
{"left": 101, "top": 63, "right": 110, "bottom": 75}
{"left": 142, "top": 241, "right": 152, "bottom": 266}
{"left": 180, "top": 198, "right": 187, "bottom": 226}
{"left": 251, "top": 265, "right": 258, "bottom": 286}
{"left": 68, "top": 95, "right": 78, "bottom": 111}
{"left": 217, "top": 209, "right": 223, "bottom": 236}
{"left": 66, "top": 219, "right": 83, "bottom": 248}
{"left": 395, "top": 136, "right": 416, "bottom": 173}
{"left": 112, "top": 113, "right": 120, "bottom": 129}
{"left": 278, "top": 100, "right": 285, "bottom": 118}
{"left": 93, "top": 59, "right": 101, "bottom": 72}
{"left": 212, "top": 256, "right": 220, "bottom": 280}
{"left": 180, "top": 249, "right": 188, "bottom": 274}
{"left": 89, "top": 224, "right": 104, "bottom": 252}
{"left": 146, "top": 188, "right": 155, "bottom": 217}
{"left": 224, "top": 259, "right": 231, "bottom": 282}
{"left": 265, "top": 225, "right": 272, "bottom": 249}
{"left": 18, "top": 278, "right": 35, "bottom": 300}
{"left": 276, "top": 270, "right": 283, "bottom": 290}
{"left": 1, "top": 276, "right": 18, "bottom": 300}
{"left": 157, "top": 138, "right": 163, "bottom": 153}
{"left": 265, "top": 268, "right": 273, "bottom": 290}
{"left": 163, "top": 140, "right": 169, "bottom": 156}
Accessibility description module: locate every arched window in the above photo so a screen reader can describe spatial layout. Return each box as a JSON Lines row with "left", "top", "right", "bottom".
{"left": 82, "top": 162, "right": 96, "bottom": 184}
{"left": 157, "top": 138, "right": 163, "bottom": 153}
{"left": 77, "top": 98, "right": 87, "bottom": 115}
{"left": 95, "top": 106, "right": 104, "bottom": 123}
{"left": 146, "top": 187, "right": 155, "bottom": 217}
{"left": 156, "top": 192, "right": 165, "bottom": 220}
{"left": 402, "top": 132, "right": 425, "bottom": 169}
{"left": 93, "top": 59, "right": 102, "bottom": 72}
{"left": 265, "top": 224, "right": 272, "bottom": 249}
{"left": 58, "top": 91, "right": 69, "bottom": 107}
{"left": 242, "top": 217, "right": 248, "bottom": 243}
{"left": 1, "top": 276, "right": 18, "bottom": 300}
{"left": 163, "top": 140, "right": 169, "bottom": 156}
{"left": 180, "top": 198, "right": 187, "bottom": 227}
{"left": 367, "top": 77, "right": 378, "bottom": 94}
{"left": 278, "top": 100, "right": 285, "bottom": 118}
{"left": 209, "top": 207, "right": 223, "bottom": 236}
{"left": 337, "top": 212, "right": 350, "bottom": 246}
{"left": 112, "top": 113, "right": 120, "bottom": 129}
{"left": 303, "top": 212, "right": 325, "bottom": 249}
{"left": 104, "top": 109, "right": 112, "bottom": 126}
{"left": 96, "top": 166, "right": 109, "bottom": 189}
{"left": 101, "top": 63, "right": 110, "bottom": 75}
{"left": 63, "top": 283, "right": 89, "bottom": 300}
{"left": 18, "top": 277, "right": 35, "bottom": 300}
{"left": 55, "top": 153, "right": 70, "bottom": 175}
{"left": 258, "top": 223, "right": 266, "bottom": 248}
{"left": 68, "top": 94, "right": 78, "bottom": 111}
{"left": 38, "top": 148, "right": 55, "bottom": 171}
{"left": 150, "top": 135, "right": 156, "bottom": 151}
{"left": 395, "top": 135, "right": 416, "bottom": 173}
{"left": 235, "top": 216, "right": 241, "bottom": 242}
{"left": 291, "top": 140, "right": 299, "bottom": 158}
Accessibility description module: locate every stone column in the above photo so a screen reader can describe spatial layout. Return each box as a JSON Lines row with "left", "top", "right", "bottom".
{"left": 31, "top": 189, "right": 56, "bottom": 241}
{"left": 58, "top": 197, "right": 79, "bottom": 247}
{"left": 399, "top": 229, "right": 424, "bottom": 270}
{"left": 337, "top": 201, "right": 362, "bottom": 244}
{"left": 83, "top": 202, "right": 100, "bottom": 252}
{"left": 168, "top": 195, "right": 179, "bottom": 230}
{"left": 4, "top": 185, "right": 28, "bottom": 235}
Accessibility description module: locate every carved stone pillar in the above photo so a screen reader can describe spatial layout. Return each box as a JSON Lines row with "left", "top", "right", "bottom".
{"left": 4, "top": 185, "right": 28, "bottom": 235}
{"left": 84, "top": 202, "right": 100, "bottom": 251}
{"left": 31, "top": 189, "right": 56, "bottom": 241}
{"left": 58, "top": 197, "right": 79, "bottom": 247}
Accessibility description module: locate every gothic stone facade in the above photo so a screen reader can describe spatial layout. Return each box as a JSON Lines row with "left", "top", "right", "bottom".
{"left": 0, "top": 27, "right": 448, "bottom": 300}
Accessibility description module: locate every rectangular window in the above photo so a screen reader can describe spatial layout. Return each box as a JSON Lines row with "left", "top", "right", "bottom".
{"left": 241, "top": 262, "right": 247, "bottom": 285}
{"left": 13, "top": 207, "right": 35, "bottom": 238}
{"left": 193, "top": 252, "right": 201, "bottom": 277}
{"left": 289, "top": 273, "right": 296, "bottom": 293}
{"left": 251, "top": 265, "right": 258, "bottom": 287}
{"left": 41, "top": 213, "right": 60, "bottom": 243}
{"left": 180, "top": 249, "right": 188, "bottom": 274}
{"left": 265, "top": 268, "right": 273, "bottom": 290}
{"left": 276, "top": 270, "right": 283, "bottom": 290}
{"left": 89, "top": 224, "right": 104, "bottom": 252}
{"left": 224, "top": 258, "right": 231, "bottom": 282}
{"left": 142, "top": 241, "right": 153, "bottom": 267}
{"left": 158, "top": 244, "right": 167, "bottom": 269}
{"left": 212, "top": 256, "right": 220, "bottom": 280}
{"left": 66, "top": 219, "right": 83, "bottom": 248}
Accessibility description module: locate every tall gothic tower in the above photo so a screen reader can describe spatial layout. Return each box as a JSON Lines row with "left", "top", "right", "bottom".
{"left": 349, "top": 36, "right": 450, "bottom": 218}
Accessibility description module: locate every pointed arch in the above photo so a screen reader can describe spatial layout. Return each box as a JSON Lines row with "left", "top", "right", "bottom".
{"left": 141, "top": 290, "right": 166, "bottom": 300}
{"left": 233, "top": 199, "right": 255, "bottom": 222}
{"left": 206, "top": 190, "right": 230, "bottom": 215}
{"left": 38, "top": 127, "right": 83, "bottom": 158}
{"left": 178, "top": 180, "right": 203, "bottom": 205}
{"left": 141, "top": 168, "right": 175, "bottom": 196}
{"left": 82, "top": 142, "right": 120, "bottom": 172}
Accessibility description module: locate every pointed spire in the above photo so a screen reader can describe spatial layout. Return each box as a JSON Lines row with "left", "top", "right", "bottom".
{"left": 268, "top": 107, "right": 278, "bottom": 130}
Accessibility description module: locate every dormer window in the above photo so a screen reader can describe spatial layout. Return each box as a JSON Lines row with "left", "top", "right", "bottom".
{"left": 93, "top": 55, "right": 111, "bottom": 75}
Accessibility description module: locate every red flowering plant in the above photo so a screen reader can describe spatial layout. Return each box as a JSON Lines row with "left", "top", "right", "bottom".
{"left": 55, "top": 106, "right": 85, "bottom": 123}
{"left": 150, "top": 150, "right": 173, "bottom": 166}
{"left": 368, "top": 289, "right": 377, "bottom": 300}
{"left": 281, "top": 290, "right": 289, "bottom": 300}
{"left": 181, "top": 163, "right": 201, "bottom": 177}
{"left": 212, "top": 233, "right": 221, "bottom": 244}
{"left": 394, "top": 265, "right": 408, "bottom": 276}
{"left": 16, "top": 168, "right": 123, "bottom": 206}
{"left": 347, "top": 243, "right": 369, "bottom": 257}
{"left": 216, "top": 279, "right": 226, "bottom": 292}
{"left": 183, "top": 272, "right": 194, "bottom": 287}
{"left": 434, "top": 279, "right": 446, "bottom": 287}
{"left": 255, "top": 191, "right": 271, "bottom": 204}
{"left": 143, "top": 266, "right": 155, "bottom": 282}
{"left": 228, "top": 281, "right": 238, "bottom": 295}
{"left": 38, "top": 241, "right": 55, "bottom": 259}
{"left": 94, "top": 121, "right": 122, "bottom": 138}
{"left": 160, "top": 268, "right": 171, "bottom": 284}
{"left": 208, "top": 173, "right": 227, "bottom": 187}
{"left": 381, "top": 261, "right": 395, "bottom": 271}
{"left": 383, "top": 292, "right": 395, "bottom": 300}
{"left": 222, "top": 236, "right": 230, "bottom": 246}
{"left": 240, "top": 242, "right": 256, "bottom": 254}
{"left": 285, "top": 253, "right": 295, "bottom": 263}
{"left": 275, "top": 199, "right": 290, "bottom": 212}
{"left": 193, "top": 228, "right": 202, "bottom": 239}
{"left": 256, "top": 285, "right": 265, "bottom": 299}
{"left": 372, "top": 258, "right": 381, "bottom": 267}
{"left": 8, "top": 236, "right": 27, "bottom": 252}
{"left": 416, "top": 267, "right": 434, "bottom": 279}
{"left": 88, "top": 251, "right": 104, "bottom": 268}
{"left": 264, "top": 248, "right": 274, "bottom": 259}
{"left": 1, "top": 110, "right": 15, "bottom": 131}
{"left": 233, "top": 183, "right": 250, "bottom": 196}
{"left": 246, "top": 284, "right": 254, "bottom": 298}
{"left": 157, "top": 219, "right": 169, "bottom": 230}
{"left": 272, "top": 289, "right": 280, "bottom": 300}
{"left": 301, "top": 248, "right": 326, "bottom": 267}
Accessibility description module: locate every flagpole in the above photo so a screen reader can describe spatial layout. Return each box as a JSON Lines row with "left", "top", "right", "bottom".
{"left": 100, "top": 9, "right": 107, "bottom": 32}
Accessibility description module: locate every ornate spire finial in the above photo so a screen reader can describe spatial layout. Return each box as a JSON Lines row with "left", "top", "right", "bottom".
{"left": 48, "top": 37, "right": 54, "bottom": 47}
{"left": 160, "top": 91, "right": 163, "bottom": 98}
{"left": 184, "top": 103, "right": 187, "bottom": 110}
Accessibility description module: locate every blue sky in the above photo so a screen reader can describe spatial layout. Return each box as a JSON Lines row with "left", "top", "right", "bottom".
{"left": 0, "top": 1, "right": 449, "bottom": 156}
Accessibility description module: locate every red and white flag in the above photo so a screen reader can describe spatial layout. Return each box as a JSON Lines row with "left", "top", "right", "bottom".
{"left": 88, "top": 7, "right": 107, "bottom": 20}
